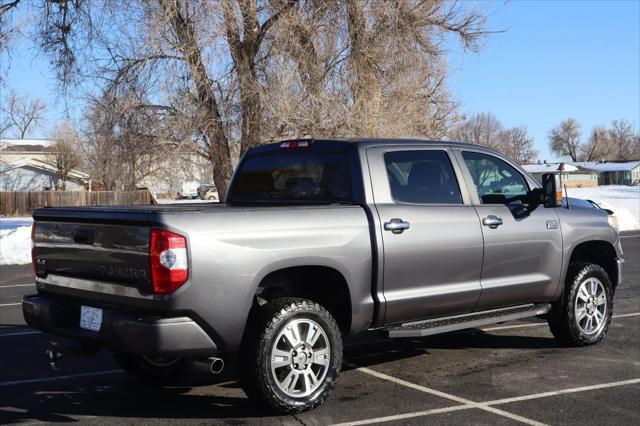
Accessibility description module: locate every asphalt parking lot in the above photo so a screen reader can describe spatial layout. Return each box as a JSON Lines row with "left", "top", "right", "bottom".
{"left": 1, "top": 232, "right": 639, "bottom": 425}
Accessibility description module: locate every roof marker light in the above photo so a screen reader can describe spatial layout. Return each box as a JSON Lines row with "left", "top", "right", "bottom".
{"left": 279, "top": 140, "right": 310, "bottom": 149}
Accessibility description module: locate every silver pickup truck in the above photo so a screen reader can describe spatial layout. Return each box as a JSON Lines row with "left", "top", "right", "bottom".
{"left": 23, "top": 139, "right": 623, "bottom": 413}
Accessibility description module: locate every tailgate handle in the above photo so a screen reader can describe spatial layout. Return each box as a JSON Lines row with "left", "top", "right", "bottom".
{"left": 73, "top": 230, "right": 94, "bottom": 244}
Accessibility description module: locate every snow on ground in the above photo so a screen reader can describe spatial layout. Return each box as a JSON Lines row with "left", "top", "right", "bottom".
{"left": 0, "top": 217, "right": 34, "bottom": 265}
{"left": 566, "top": 185, "right": 640, "bottom": 231}
{"left": 0, "top": 226, "right": 32, "bottom": 265}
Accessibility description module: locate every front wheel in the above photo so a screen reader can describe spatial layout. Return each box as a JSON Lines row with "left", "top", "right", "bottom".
{"left": 240, "top": 298, "right": 343, "bottom": 414}
{"left": 548, "top": 263, "right": 613, "bottom": 346}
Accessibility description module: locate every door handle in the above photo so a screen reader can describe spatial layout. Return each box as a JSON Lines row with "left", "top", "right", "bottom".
{"left": 384, "top": 218, "right": 410, "bottom": 234}
{"left": 482, "top": 215, "right": 503, "bottom": 229}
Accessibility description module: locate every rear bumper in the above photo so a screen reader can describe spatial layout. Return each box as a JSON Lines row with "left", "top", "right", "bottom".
{"left": 22, "top": 294, "right": 218, "bottom": 357}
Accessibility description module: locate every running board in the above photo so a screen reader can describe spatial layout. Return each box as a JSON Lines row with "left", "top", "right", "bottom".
{"left": 386, "top": 303, "right": 552, "bottom": 338}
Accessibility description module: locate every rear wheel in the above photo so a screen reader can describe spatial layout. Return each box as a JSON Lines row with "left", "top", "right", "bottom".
{"left": 548, "top": 263, "right": 613, "bottom": 346}
{"left": 239, "top": 298, "right": 343, "bottom": 414}
{"left": 113, "top": 352, "right": 187, "bottom": 383}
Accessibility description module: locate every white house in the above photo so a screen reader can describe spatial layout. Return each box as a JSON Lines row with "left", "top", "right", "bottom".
{"left": 0, "top": 158, "right": 89, "bottom": 191}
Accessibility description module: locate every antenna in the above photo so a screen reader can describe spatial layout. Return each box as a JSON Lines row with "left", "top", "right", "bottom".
{"left": 564, "top": 184, "right": 570, "bottom": 209}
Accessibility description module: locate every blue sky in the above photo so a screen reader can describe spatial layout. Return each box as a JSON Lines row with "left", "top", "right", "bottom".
{"left": 448, "top": 0, "right": 640, "bottom": 161}
{"left": 2, "top": 0, "right": 639, "bottom": 162}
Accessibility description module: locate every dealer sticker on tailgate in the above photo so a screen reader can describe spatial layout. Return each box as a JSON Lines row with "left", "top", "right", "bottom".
{"left": 80, "top": 306, "right": 103, "bottom": 332}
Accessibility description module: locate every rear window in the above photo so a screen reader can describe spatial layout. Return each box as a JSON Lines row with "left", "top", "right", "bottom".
{"left": 228, "top": 150, "right": 352, "bottom": 203}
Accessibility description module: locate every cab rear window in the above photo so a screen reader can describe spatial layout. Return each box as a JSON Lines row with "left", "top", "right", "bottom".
{"left": 228, "top": 151, "right": 352, "bottom": 203}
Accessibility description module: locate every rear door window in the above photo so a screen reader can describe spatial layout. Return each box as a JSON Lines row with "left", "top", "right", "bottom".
{"left": 384, "top": 150, "right": 463, "bottom": 204}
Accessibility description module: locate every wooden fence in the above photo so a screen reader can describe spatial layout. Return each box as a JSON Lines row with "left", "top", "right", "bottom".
{"left": 0, "top": 190, "right": 155, "bottom": 217}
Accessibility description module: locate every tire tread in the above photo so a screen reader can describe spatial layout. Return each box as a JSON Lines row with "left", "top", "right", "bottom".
{"left": 240, "top": 297, "right": 342, "bottom": 414}
{"left": 548, "top": 262, "right": 613, "bottom": 347}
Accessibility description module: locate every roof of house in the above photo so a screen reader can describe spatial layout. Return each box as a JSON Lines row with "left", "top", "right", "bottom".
{"left": 571, "top": 161, "right": 640, "bottom": 172}
{"left": 0, "top": 158, "right": 89, "bottom": 181}
{"left": 0, "top": 138, "right": 55, "bottom": 152}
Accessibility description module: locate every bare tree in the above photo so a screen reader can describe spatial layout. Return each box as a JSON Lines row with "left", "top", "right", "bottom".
{"left": 1, "top": 90, "right": 47, "bottom": 138}
{"left": 0, "top": 0, "right": 21, "bottom": 61}
{"left": 499, "top": 126, "right": 537, "bottom": 164}
{"left": 50, "top": 121, "right": 82, "bottom": 190}
{"left": 580, "top": 126, "right": 609, "bottom": 162}
{"left": 0, "top": 109, "right": 11, "bottom": 136}
{"left": 83, "top": 100, "right": 121, "bottom": 190}
{"left": 221, "top": 0, "right": 296, "bottom": 153}
{"left": 450, "top": 112, "right": 504, "bottom": 150}
{"left": 4, "top": 0, "right": 492, "bottom": 193}
{"left": 549, "top": 118, "right": 581, "bottom": 161}
{"left": 632, "top": 135, "right": 640, "bottom": 159}
{"left": 157, "top": 0, "right": 233, "bottom": 195}
{"left": 609, "top": 119, "right": 636, "bottom": 161}
{"left": 82, "top": 83, "right": 174, "bottom": 191}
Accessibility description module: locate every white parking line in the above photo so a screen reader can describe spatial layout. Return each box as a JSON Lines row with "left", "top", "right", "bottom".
{"left": 353, "top": 367, "right": 546, "bottom": 426}
{"left": 0, "top": 369, "right": 123, "bottom": 387}
{"left": 331, "top": 404, "right": 471, "bottom": 426}
{"left": 482, "top": 312, "right": 640, "bottom": 332}
{"left": 484, "top": 378, "right": 640, "bottom": 406}
{"left": 0, "top": 283, "right": 34, "bottom": 288}
{"left": 0, "top": 303, "right": 21, "bottom": 307}
{"left": 340, "top": 369, "right": 640, "bottom": 426}
{"left": 613, "top": 312, "right": 640, "bottom": 319}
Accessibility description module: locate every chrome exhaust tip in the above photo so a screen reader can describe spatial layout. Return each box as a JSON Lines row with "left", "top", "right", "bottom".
{"left": 194, "top": 356, "right": 225, "bottom": 375}
{"left": 210, "top": 357, "right": 224, "bottom": 375}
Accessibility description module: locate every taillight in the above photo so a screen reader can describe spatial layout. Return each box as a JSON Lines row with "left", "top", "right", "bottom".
{"left": 31, "top": 223, "right": 36, "bottom": 274}
{"left": 149, "top": 229, "right": 189, "bottom": 295}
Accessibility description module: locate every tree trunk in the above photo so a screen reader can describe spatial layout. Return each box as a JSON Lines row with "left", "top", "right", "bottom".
{"left": 159, "top": 0, "right": 233, "bottom": 196}
{"left": 222, "top": 0, "right": 296, "bottom": 153}
{"left": 285, "top": 11, "right": 325, "bottom": 135}
{"left": 346, "top": 0, "right": 382, "bottom": 132}
{"left": 221, "top": 0, "right": 262, "bottom": 155}
{"left": 238, "top": 60, "right": 262, "bottom": 155}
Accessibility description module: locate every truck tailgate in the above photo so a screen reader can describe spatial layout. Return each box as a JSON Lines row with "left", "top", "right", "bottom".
{"left": 33, "top": 209, "right": 152, "bottom": 294}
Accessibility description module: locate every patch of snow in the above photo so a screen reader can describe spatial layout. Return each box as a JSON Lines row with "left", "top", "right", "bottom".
{"left": 566, "top": 185, "right": 640, "bottom": 231}
{"left": 0, "top": 217, "right": 33, "bottom": 230}
{"left": 0, "top": 226, "right": 32, "bottom": 265}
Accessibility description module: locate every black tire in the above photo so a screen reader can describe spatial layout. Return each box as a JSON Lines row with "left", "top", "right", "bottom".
{"left": 548, "top": 263, "right": 613, "bottom": 346}
{"left": 113, "top": 352, "right": 187, "bottom": 383}
{"left": 239, "top": 298, "right": 343, "bottom": 414}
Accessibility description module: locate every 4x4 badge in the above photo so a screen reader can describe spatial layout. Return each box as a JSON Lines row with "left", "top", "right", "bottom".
{"left": 546, "top": 220, "right": 559, "bottom": 229}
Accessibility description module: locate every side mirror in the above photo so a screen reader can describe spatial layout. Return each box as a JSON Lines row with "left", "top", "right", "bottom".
{"left": 541, "top": 173, "right": 561, "bottom": 207}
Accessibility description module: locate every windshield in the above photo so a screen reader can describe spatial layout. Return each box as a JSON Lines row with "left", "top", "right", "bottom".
{"left": 228, "top": 150, "right": 353, "bottom": 203}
